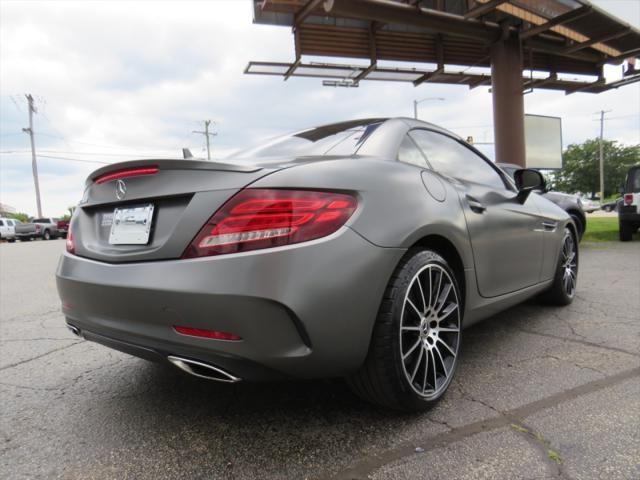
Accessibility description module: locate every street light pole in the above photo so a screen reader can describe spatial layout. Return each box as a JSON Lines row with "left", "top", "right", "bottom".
{"left": 598, "top": 110, "right": 611, "bottom": 201}
{"left": 413, "top": 97, "right": 445, "bottom": 119}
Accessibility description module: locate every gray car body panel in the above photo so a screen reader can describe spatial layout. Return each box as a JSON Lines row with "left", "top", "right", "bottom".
{"left": 56, "top": 117, "right": 574, "bottom": 381}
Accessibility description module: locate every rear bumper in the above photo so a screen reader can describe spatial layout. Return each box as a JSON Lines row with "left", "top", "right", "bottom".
{"left": 56, "top": 227, "right": 405, "bottom": 381}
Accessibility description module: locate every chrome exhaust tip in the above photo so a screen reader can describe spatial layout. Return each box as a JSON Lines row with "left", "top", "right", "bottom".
{"left": 167, "top": 355, "right": 241, "bottom": 383}
{"left": 66, "top": 323, "right": 81, "bottom": 337}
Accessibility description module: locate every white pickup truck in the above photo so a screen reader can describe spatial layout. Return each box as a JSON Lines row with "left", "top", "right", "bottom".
{"left": 14, "top": 217, "right": 62, "bottom": 241}
{"left": 0, "top": 217, "right": 21, "bottom": 242}
{"left": 618, "top": 166, "right": 640, "bottom": 241}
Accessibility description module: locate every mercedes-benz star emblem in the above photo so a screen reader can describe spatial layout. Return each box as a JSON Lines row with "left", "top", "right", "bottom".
{"left": 115, "top": 179, "right": 127, "bottom": 200}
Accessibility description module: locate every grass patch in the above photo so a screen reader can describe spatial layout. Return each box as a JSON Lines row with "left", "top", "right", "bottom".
{"left": 582, "top": 217, "right": 640, "bottom": 243}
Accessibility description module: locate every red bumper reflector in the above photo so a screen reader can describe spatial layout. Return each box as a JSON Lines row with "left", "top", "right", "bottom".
{"left": 174, "top": 326, "right": 242, "bottom": 341}
{"left": 94, "top": 166, "right": 159, "bottom": 184}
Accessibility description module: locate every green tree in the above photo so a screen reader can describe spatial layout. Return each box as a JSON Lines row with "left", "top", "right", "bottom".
{"left": 8, "top": 212, "right": 30, "bottom": 223}
{"left": 554, "top": 139, "right": 640, "bottom": 198}
{"left": 60, "top": 206, "right": 75, "bottom": 221}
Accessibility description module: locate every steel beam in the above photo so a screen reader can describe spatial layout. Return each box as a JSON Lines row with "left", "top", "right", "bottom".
{"left": 464, "top": 0, "right": 508, "bottom": 20}
{"left": 519, "top": 5, "right": 592, "bottom": 40}
{"left": 563, "top": 28, "right": 631, "bottom": 54}
{"left": 294, "top": 0, "right": 324, "bottom": 29}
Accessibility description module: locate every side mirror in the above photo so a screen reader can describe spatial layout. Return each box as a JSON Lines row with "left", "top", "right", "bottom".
{"left": 514, "top": 168, "right": 545, "bottom": 203}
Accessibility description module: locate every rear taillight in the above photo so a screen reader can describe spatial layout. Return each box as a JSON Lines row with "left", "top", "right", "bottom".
{"left": 66, "top": 228, "right": 75, "bottom": 255}
{"left": 35, "top": 224, "right": 41, "bottom": 232}
{"left": 94, "top": 166, "right": 159, "bottom": 184}
{"left": 182, "top": 189, "right": 358, "bottom": 258}
{"left": 623, "top": 193, "right": 634, "bottom": 205}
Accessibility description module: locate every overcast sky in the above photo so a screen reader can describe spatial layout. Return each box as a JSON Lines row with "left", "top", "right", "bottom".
{"left": 1, "top": 0, "right": 639, "bottom": 216}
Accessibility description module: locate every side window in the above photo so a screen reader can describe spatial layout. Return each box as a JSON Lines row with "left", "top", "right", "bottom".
{"left": 397, "top": 135, "right": 428, "bottom": 168}
{"left": 409, "top": 130, "right": 506, "bottom": 190}
{"left": 0, "top": 220, "right": 4, "bottom": 226}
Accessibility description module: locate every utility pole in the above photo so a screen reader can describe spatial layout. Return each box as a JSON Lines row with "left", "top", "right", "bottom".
{"left": 22, "top": 94, "right": 43, "bottom": 217}
{"left": 598, "top": 110, "right": 611, "bottom": 202}
{"left": 193, "top": 120, "right": 217, "bottom": 160}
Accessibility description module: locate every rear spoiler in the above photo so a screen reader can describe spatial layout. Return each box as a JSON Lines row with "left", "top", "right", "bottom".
{"left": 87, "top": 159, "right": 262, "bottom": 186}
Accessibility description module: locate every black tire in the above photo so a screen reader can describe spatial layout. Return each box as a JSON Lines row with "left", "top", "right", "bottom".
{"left": 347, "top": 249, "right": 462, "bottom": 411}
{"left": 619, "top": 220, "right": 632, "bottom": 242}
{"left": 43, "top": 230, "right": 51, "bottom": 241}
{"left": 569, "top": 214, "right": 584, "bottom": 241}
{"left": 540, "top": 227, "right": 578, "bottom": 306}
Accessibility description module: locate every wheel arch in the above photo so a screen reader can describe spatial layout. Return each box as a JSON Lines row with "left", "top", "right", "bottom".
{"left": 408, "top": 234, "right": 466, "bottom": 308}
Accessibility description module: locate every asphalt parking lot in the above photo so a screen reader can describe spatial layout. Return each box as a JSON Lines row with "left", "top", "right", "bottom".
{"left": 1, "top": 239, "right": 638, "bottom": 480}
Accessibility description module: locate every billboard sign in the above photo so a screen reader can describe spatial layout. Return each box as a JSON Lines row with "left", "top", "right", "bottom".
{"left": 524, "top": 114, "right": 563, "bottom": 170}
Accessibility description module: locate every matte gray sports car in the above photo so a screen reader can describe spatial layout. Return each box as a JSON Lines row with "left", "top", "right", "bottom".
{"left": 56, "top": 118, "right": 579, "bottom": 411}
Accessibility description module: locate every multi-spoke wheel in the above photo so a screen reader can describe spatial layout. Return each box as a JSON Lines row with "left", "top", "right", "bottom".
{"left": 347, "top": 249, "right": 463, "bottom": 411}
{"left": 561, "top": 232, "right": 577, "bottom": 298}
{"left": 540, "top": 226, "right": 579, "bottom": 306}
{"left": 400, "top": 264, "right": 460, "bottom": 400}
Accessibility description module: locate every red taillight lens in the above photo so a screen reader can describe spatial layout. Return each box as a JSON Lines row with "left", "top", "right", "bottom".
{"left": 94, "top": 166, "right": 159, "bottom": 184}
{"left": 623, "top": 193, "right": 633, "bottom": 205}
{"left": 174, "top": 326, "right": 242, "bottom": 341}
{"left": 182, "top": 189, "right": 358, "bottom": 258}
{"left": 66, "top": 228, "right": 75, "bottom": 255}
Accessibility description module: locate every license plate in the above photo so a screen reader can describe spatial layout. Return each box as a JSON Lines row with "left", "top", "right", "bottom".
{"left": 108, "top": 204, "right": 154, "bottom": 245}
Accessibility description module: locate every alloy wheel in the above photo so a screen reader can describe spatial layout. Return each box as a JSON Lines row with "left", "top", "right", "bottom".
{"left": 561, "top": 232, "right": 577, "bottom": 298}
{"left": 399, "top": 264, "right": 460, "bottom": 399}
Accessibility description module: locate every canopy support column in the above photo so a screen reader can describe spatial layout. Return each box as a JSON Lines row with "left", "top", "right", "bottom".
{"left": 491, "top": 37, "right": 526, "bottom": 167}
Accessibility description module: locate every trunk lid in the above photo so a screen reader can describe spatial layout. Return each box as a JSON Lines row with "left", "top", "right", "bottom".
{"left": 73, "top": 159, "right": 276, "bottom": 263}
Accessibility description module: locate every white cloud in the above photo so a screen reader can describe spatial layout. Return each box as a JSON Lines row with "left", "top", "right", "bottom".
{"left": 0, "top": 0, "right": 638, "bottom": 216}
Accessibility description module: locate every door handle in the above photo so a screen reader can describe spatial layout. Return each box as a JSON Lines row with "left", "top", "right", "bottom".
{"left": 466, "top": 195, "right": 486, "bottom": 213}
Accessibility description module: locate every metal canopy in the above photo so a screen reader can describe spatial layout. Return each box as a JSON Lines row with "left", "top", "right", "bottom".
{"left": 247, "top": 0, "right": 640, "bottom": 92}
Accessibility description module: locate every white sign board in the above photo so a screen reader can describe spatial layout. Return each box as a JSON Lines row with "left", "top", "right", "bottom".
{"left": 524, "top": 114, "right": 563, "bottom": 170}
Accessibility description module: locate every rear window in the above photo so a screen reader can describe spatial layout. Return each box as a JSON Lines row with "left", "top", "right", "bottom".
{"left": 230, "top": 120, "right": 383, "bottom": 159}
{"left": 33, "top": 218, "right": 50, "bottom": 224}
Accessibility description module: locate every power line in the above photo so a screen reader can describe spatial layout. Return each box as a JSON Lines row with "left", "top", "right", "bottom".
{"left": 37, "top": 155, "right": 110, "bottom": 165}
{"left": 0, "top": 149, "right": 180, "bottom": 157}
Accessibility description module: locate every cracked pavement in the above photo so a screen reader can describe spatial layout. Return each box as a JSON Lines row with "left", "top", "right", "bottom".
{"left": 1, "top": 240, "right": 638, "bottom": 479}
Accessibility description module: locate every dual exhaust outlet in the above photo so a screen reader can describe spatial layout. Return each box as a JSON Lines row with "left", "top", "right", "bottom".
{"left": 167, "top": 356, "right": 241, "bottom": 383}
{"left": 66, "top": 323, "right": 241, "bottom": 383}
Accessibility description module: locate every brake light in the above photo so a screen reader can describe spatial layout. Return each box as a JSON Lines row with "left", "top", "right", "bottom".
{"left": 623, "top": 193, "right": 634, "bottom": 205}
{"left": 94, "top": 166, "right": 159, "bottom": 184}
{"left": 66, "top": 227, "right": 75, "bottom": 255}
{"left": 174, "top": 326, "right": 242, "bottom": 341}
{"left": 35, "top": 224, "right": 41, "bottom": 231}
{"left": 182, "top": 189, "right": 357, "bottom": 258}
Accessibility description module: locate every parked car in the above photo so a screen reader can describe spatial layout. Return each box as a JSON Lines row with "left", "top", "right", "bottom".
{"left": 618, "top": 165, "right": 640, "bottom": 241}
{"left": 497, "top": 163, "right": 586, "bottom": 241}
{"left": 602, "top": 200, "right": 620, "bottom": 212}
{"left": 0, "top": 217, "right": 20, "bottom": 242}
{"left": 15, "top": 217, "right": 62, "bottom": 241}
{"left": 580, "top": 197, "right": 601, "bottom": 213}
{"left": 57, "top": 219, "right": 69, "bottom": 239}
{"left": 57, "top": 118, "right": 579, "bottom": 411}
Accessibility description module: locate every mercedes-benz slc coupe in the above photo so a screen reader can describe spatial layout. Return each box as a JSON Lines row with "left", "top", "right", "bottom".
{"left": 56, "top": 118, "right": 578, "bottom": 411}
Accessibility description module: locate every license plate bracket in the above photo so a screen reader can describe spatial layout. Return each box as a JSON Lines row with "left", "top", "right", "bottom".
{"left": 108, "top": 203, "right": 155, "bottom": 245}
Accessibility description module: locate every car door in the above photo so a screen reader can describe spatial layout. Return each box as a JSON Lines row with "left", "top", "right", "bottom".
{"left": 409, "top": 129, "right": 544, "bottom": 298}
